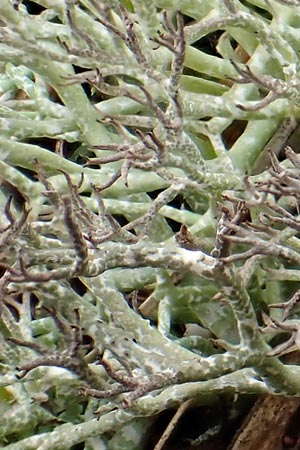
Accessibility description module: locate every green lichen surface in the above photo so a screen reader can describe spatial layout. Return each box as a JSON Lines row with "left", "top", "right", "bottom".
{"left": 1, "top": 0, "right": 300, "bottom": 449}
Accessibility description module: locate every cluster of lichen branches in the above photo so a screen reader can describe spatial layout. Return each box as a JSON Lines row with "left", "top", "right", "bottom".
{"left": 2, "top": 0, "right": 300, "bottom": 449}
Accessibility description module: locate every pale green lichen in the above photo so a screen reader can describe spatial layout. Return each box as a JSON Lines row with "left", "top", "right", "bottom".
{"left": 1, "top": 0, "right": 300, "bottom": 449}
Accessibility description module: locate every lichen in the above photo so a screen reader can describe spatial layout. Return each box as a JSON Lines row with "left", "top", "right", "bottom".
{"left": 1, "top": 0, "right": 300, "bottom": 449}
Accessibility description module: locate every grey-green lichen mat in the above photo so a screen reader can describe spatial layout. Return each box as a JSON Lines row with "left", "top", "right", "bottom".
{"left": 1, "top": 1, "right": 300, "bottom": 449}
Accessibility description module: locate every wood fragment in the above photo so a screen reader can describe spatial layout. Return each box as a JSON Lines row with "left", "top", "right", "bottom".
{"left": 228, "top": 395, "right": 300, "bottom": 450}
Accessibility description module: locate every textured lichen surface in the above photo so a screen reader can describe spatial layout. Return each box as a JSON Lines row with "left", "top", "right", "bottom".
{"left": 1, "top": 0, "right": 300, "bottom": 449}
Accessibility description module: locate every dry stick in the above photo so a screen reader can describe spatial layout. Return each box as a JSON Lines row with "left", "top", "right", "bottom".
{"left": 153, "top": 399, "right": 193, "bottom": 450}
{"left": 228, "top": 395, "right": 300, "bottom": 450}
